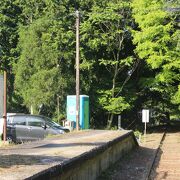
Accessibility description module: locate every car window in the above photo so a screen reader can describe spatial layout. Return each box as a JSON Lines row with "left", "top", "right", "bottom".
{"left": 27, "top": 117, "right": 44, "bottom": 127}
{"left": 7, "top": 117, "right": 13, "bottom": 124}
{"left": 13, "top": 116, "right": 26, "bottom": 125}
{"left": 42, "top": 116, "right": 62, "bottom": 128}
{"left": 45, "top": 120, "right": 60, "bottom": 128}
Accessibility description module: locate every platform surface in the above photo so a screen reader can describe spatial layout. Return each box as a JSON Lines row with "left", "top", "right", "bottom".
{"left": 0, "top": 130, "right": 130, "bottom": 180}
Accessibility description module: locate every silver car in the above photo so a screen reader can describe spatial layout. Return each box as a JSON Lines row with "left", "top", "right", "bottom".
{"left": 6, "top": 114, "right": 69, "bottom": 143}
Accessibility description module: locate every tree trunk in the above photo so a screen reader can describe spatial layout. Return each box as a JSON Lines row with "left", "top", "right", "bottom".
{"left": 107, "top": 113, "right": 114, "bottom": 129}
{"left": 107, "top": 63, "right": 118, "bottom": 129}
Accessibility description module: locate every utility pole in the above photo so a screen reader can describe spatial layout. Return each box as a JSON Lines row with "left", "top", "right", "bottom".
{"left": 57, "top": 95, "right": 60, "bottom": 121}
{"left": 75, "top": 10, "right": 80, "bottom": 131}
{"left": 3, "top": 70, "right": 7, "bottom": 141}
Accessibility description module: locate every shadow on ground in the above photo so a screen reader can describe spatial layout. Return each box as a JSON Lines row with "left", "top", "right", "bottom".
{"left": 34, "top": 142, "right": 104, "bottom": 148}
{"left": 0, "top": 141, "right": 105, "bottom": 169}
{"left": 0, "top": 154, "right": 67, "bottom": 168}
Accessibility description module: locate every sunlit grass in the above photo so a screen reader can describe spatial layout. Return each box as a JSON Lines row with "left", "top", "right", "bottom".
{"left": 0, "top": 141, "right": 15, "bottom": 148}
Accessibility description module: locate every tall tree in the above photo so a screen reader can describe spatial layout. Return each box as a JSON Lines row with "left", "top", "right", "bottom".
{"left": 14, "top": 1, "right": 75, "bottom": 116}
{"left": 132, "top": 0, "right": 180, "bottom": 117}
{"left": 81, "top": 0, "right": 138, "bottom": 128}
{"left": 0, "top": 0, "right": 22, "bottom": 111}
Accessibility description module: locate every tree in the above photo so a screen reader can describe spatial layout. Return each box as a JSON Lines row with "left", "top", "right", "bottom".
{"left": 0, "top": 0, "right": 24, "bottom": 112}
{"left": 132, "top": 0, "right": 180, "bottom": 118}
{"left": 81, "top": 0, "right": 138, "bottom": 128}
{"left": 14, "top": 2, "right": 75, "bottom": 116}
{"left": 13, "top": 0, "right": 100, "bottom": 118}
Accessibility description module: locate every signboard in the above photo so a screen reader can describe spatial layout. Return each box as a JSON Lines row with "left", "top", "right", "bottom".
{"left": 142, "top": 109, "right": 149, "bottom": 141}
{"left": 0, "top": 75, "right": 3, "bottom": 118}
{"left": 142, "top": 109, "right": 149, "bottom": 123}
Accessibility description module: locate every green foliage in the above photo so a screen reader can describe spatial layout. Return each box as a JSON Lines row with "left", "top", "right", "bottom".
{"left": 14, "top": 6, "right": 75, "bottom": 114}
{"left": 132, "top": 0, "right": 180, "bottom": 115}
{"left": 0, "top": 0, "right": 179, "bottom": 129}
{"left": 172, "top": 85, "right": 180, "bottom": 109}
{"left": 98, "top": 90, "right": 130, "bottom": 114}
{"left": 134, "top": 130, "right": 142, "bottom": 138}
{"left": 81, "top": 0, "right": 136, "bottom": 127}
{"left": 0, "top": 0, "right": 23, "bottom": 112}
{"left": 132, "top": 0, "right": 171, "bottom": 67}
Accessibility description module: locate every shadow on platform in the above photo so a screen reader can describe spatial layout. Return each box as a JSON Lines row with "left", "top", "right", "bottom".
{"left": 0, "top": 154, "right": 66, "bottom": 168}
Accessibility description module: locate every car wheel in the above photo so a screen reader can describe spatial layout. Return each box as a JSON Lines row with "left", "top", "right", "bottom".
{"left": 7, "top": 136, "right": 13, "bottom": 143}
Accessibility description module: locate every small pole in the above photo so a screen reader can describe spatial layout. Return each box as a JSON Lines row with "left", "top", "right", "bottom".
{"left": 57, "top": 95, "right": 60, "bottom": 121}
{"left": 30, "top": 105, "right": 33, "bottom": 114}
{"left": 3, "top": 70, "right": 7, "bottom": 141}
{"left": 118, "top": 115, "right": 121, "bottom": 130}
{"left": 75, "top": 10, "right": 80, "bottom": 131}
{"left": 144, "top": 121, "right": 146, "bottom": 143}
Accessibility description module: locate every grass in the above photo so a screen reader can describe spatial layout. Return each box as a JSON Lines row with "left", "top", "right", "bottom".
{"left": 0, "top": 141, "right": 13, "bottom": 148}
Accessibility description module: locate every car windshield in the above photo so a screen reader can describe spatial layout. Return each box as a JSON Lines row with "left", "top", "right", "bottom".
{"left": 42, "top": 116, "right": 61, "bottom": 128}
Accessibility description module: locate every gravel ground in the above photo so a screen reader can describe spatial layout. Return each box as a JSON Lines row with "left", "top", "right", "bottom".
{"left": 97, "top": 133, "right": 164, "bottom": 180}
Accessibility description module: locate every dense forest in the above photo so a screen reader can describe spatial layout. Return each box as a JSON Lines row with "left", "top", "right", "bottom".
{"left": 0, "top": 0, "right": 179, "bottom": 130}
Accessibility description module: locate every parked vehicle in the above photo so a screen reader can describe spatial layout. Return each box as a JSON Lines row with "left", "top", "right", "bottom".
{"left": 0, "top": 117, "right": 3, "bottom": 140}
{"left": 6, "top": 114, "right": 70, "bottom": 143}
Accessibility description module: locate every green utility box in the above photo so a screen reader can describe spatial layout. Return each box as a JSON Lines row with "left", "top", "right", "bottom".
{"left": 67, "top": 95, "right": 89, "bottom": 129}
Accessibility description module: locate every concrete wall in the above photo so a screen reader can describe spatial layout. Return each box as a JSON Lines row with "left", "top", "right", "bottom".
{"left": 30, "top": 131, "right": 138, "bottom": 180}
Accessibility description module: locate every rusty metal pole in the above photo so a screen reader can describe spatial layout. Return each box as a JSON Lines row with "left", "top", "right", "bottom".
{"left": 75, "top": 10, "right": 80, "bottom": 131}
{"left": 3, "top": 70, "right": 7, "bottom": 141}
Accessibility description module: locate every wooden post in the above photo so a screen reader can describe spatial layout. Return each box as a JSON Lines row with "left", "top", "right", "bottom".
{"left": 3, "top": 70, "right": 7, "bottom": 141}
{"left": 75, "top": 10, "right": 80, "bottom": 131}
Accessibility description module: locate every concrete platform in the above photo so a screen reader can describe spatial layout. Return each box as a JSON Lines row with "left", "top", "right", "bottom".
{"left": 0, "top": 130, "right": 138, "bottom": 180}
